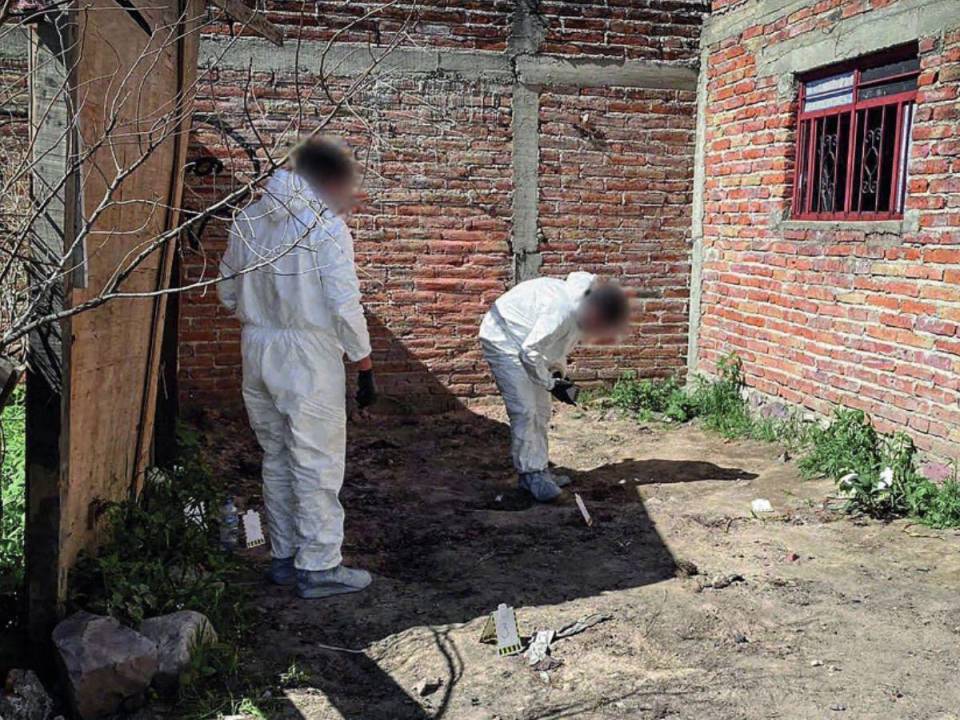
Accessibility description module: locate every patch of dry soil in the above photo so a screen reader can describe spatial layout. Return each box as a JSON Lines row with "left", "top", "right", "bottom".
{"left": 198, "top": 403, "right": 960, "bottom": 720}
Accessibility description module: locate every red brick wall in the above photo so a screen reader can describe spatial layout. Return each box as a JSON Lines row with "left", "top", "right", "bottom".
{"left": 178, "top": 1, "right": 706, "bottom": 409}
{"left": 540, "top": 0, "right": 707, "bottom": 60}
{"left": 540, "top": 86, "right": 697, "bottom": 381}
{"left": 180, "top": 73, "right": 513, "bottom": 408}
{"left": 211, "top": 1, "right": 513, "bottom": 50}
{"left": 696, "top": 0, "right": 960, "bottom": 457}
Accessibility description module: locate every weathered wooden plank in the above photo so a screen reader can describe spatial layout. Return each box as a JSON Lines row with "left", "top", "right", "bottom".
{"left": 22, "top": 2, "right": 212, "bottom": 631}
{"left": 58, "top": 0, "right": 201, "bottom": 574}
{"left": 134, "top": 0, "right": 202, "bottom": 484}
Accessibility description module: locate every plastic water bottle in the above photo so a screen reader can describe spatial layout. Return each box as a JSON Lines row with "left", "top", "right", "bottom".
{"left": 220, "top": 497, "right": 240, "bottom": 552}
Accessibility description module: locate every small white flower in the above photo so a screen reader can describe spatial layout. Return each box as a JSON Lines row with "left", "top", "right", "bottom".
{"left": 877, "top": 467, "right": 894, "bottom": 490}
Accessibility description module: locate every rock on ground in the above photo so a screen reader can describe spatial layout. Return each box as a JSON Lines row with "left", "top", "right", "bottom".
{"left": 0, "top": 669, "right": 54, "bottom": 720}
{"left": 52, "top": 611, "right": 158, "bottom": 719}
{"left": 139, "top": 610, "right": 217, "bottom": 693}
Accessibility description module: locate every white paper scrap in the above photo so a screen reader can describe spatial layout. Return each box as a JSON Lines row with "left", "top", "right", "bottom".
{"left": 242, "top": 509, "right": 266, "bottom": 548}
{"left": 574, "top": 493, "right": 593, "bottom": 527}
{"left": 751, "top": 498, "right": 774, "bottom": 514}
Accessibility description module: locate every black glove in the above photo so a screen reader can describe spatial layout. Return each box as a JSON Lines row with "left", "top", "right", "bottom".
{"left": 550, "top": 377, "right": 580, "bottom": 405}
{"left": 356, "top": 369, "right": 377, "bottom": 408}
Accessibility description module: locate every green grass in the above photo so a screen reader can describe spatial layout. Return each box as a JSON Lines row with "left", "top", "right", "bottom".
{"left": 1, "top": 387, "right": 25, "bottom": 590}
{"left": 594, "top": 354, "right": 960, "bottom": 528}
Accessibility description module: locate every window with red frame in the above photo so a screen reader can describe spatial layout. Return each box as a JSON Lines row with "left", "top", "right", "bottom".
{"left": 792, "top": 45, "right": 920, "bottom": 221}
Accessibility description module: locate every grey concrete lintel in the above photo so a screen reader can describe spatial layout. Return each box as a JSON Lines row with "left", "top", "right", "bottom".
{"left": 760, "top": 0, "right": 960, "bottom": 78}
{"left": 200, "top": 36, "right": 515, "bottom": 81}
{"left": 517, "top": 55, "right": 699, "bottom": 91}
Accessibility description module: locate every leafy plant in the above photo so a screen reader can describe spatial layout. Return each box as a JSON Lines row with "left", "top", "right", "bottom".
{"left": 69, "top": 424, "right": 240, "bottom": 627}
{"left": 596, "top": 354, "right": 960, "bottom": 529}
{"left": 798, "top": 408, "right": 881, "bottom": 484}
{"left": 687, "top": 354, "right": 754, "bottom": 438}
{"left": 605, "top": 372, "right": 693, "bottom": 421}
{"left": 0, "top": 386, "right": 25, "bottom": 591}
{"left": 279, "top": 660, "right": 311, "bottom": 688}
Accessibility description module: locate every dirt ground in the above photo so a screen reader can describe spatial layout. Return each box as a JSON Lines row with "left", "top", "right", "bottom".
{"left": 198, "top": 400, "right": 960, "bottom": 720}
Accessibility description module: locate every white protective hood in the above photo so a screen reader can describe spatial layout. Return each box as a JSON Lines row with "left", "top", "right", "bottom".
{"left": 479, "top": 271, "right": 597, "bottom": 389}
{"left": 218, "top": 169, "right": 371, "bottom": 361}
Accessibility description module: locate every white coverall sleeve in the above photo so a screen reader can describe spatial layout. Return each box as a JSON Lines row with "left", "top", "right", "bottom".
{"left": 317, "top": 220, "right": 372, "bottom": 362}
{"left": 218, "top": 219, "right": 243, "bottom": 313}
{"left": 519, "top": 312, "right": 568, "bottom": 390}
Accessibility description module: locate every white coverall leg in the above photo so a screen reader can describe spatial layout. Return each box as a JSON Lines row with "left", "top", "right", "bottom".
{"left": 242, "top": 328, "right": 347, "bottom": 571}
{"left": 481, "top": 340, "right": 553, "bottom": 474}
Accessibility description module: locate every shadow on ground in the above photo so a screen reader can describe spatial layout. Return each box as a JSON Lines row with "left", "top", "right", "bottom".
{"left": 194, "top": 319, "right": 758, "bottom": 720}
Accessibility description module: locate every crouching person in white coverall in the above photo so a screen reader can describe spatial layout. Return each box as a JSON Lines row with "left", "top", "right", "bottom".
{"left": 479, "top": 273, "right": 629, "bottom": 502}
{"left": 218, "top": 138, "right": 377, "bottom": 599}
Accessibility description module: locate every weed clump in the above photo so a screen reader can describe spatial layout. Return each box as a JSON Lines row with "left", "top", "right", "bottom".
{"left": 798, "top": 408, "right": 960, "bottom": 526}
{"left": 608, "top": 373, "right": 692, "bottom": 422}
{"left": 595, "top": 354, "right": 960, "bottom": 528}
{"left": 69, "top": 425, "right": 257, "bottom": 709}
{"left": 1, "top": 387, "right": 25, "bottom": 593}
{"left": 70, "top": 425, "right": 239, "bottom": 627}
{"left": 601, "top": 354, "right": 769, "bottom": 438}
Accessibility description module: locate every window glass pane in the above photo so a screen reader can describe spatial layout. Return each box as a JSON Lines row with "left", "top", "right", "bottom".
{"left": 803, "top": 71, "right": 854, "bottom": 112}
{"left": 860, "top": 56, "right": 920, "bottom": 84}
{"left": 860, "top": 77, "right": 918, "bottom": 100}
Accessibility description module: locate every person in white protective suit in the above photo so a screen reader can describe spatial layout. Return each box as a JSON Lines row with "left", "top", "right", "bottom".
{"left": 479, "top": 273, "right": 630, "bottom": 502}
{"left": 218, "top": 138, "right": 377, "bottom": 599}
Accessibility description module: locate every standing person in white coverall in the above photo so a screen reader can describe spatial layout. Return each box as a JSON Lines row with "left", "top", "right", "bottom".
{"left": 218, "top": 138, "right": 377, "bottom": 599}
{"left": 479, "top": 273, "right": 629, "bottom": 502}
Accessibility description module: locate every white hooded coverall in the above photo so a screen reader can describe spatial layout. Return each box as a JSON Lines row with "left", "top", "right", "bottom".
{"left": 478, "top": 272, "right": 596, "bottom": 474}
{"left": 218, "top": 170, "right": 371, "bottom": 571}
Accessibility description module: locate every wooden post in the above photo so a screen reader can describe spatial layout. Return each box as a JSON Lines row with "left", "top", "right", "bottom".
{"left": 25, "top": 10, "right": 76, "bottom": 648}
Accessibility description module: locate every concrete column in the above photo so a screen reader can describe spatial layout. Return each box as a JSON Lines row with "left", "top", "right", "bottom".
{"left": 686, "top": 42, "right": 710, "bottom": 378}
{"left": 508, "top": 0, "right": 545, "bottom": 284}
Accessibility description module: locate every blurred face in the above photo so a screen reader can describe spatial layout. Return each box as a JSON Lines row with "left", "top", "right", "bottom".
{"left": 579, "top": 301, "right": 627, "bottom": 342}
{"left": 314, "top": 177, "right": 358, "bottom": 215}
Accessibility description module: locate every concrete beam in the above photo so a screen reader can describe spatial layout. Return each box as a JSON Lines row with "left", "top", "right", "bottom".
{"left": 759, "top": 0, "right": 960, "bottom": 77}
{"left": 508, "top": 0, "right": 544, "bottom": 283}
{"left": 517, "top": 55, "right": 698, "bottom": 91}
{"left": 201, "top": 35, "right": 702, "bottom": 91}
{"left": 703, "top": 0, "right": 960, "bottom": 50}
{"left": 201, "top": 35, "right": 515, "bottom": 81}
{"left": 508, "top": 0, "right": 546, "bottom": 57}
{"left": 702, "top": 0, "right": 810, "bottom": 47}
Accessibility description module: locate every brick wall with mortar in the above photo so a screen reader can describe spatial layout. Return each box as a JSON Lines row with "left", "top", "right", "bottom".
{"left": 690, "top": 0, "right": 960, "bottom": 460}
{"left": 178, "top": 0, "right": 707, "bottom": 409}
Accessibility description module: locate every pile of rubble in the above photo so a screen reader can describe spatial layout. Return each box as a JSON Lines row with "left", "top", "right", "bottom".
{"left": 1, "top": 610, "right": 216, "bottom": 720}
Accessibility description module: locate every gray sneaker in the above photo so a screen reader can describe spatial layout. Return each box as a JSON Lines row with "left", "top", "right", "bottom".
{"left": 266, "top": 557, "right": 297, "bottom": 586}
{"left": 296, "top": 565, "right": 373, "bottom": 599}
{"left": 546, "top": 469, "right": 571, "bottom": 488}
{"left": 519, "top": 471, "right": 563, "bottom": 502}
